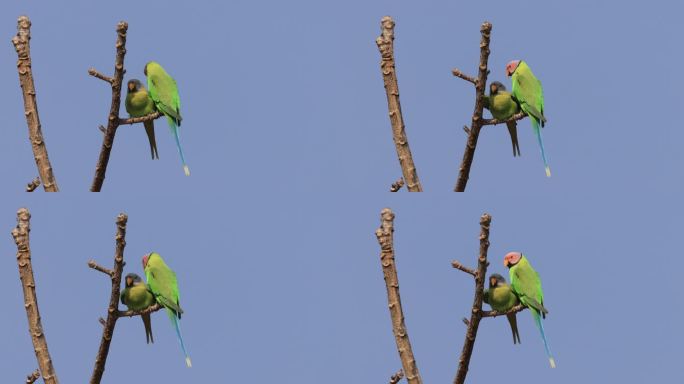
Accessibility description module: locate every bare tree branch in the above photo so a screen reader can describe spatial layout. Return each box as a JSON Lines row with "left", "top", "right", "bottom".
{"left": 88, "top": 22, "right": 165, "bottom": 192}
{"left": 88, "top": 213, "right": 127, "bottom": 383}
{"left": 26, "top": 177, "right": 41, "bottom": 192}
{"left": 376, "top": 16, "right": 423, "bottom": 192}
{"left": 87, "top": 214, "right": 162, "bottom": 383}
{"left": 88, "top": 22, "right": 128, "bottom": 192}
{"left": 390, "top": 177, "right": 405, "bottom": 192}
{"left": 451, "top": 213, "right": 491, "bottom": 384}
{"left": 25, "top": 370, "right": 40, "bottom": 384}
{"left": 12, "top": 16, "right": 59, "bottom": 192}
{"left": 87, "top": 260, "right": 114, "bottom": 277}
{"left": 11, "top": 208, "right": 59, "bottom": 384}
{"left": 118, "top": 111, "right": 163, "bottom": 125}
{"left": 375, "top": 208, "right": 423, "bottom": 384}
{"left": 482, "top": 112, "right": 526, "bottom": 126}
{"left": 453, "top": 22, "right": 493, "bottom": 192}
{"left": 118, "top": 303, "right": 163, "bottom": 318}
{"left": 450, "top": 260, "right": 476, "bottom": 277}
{"left": 482, "top": 304, "right": 525, "bottom": 318}
{"left": 389, "top": 369, "right": 404, "bottom": 384}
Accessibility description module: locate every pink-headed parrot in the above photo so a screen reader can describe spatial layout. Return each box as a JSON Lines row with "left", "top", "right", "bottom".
{"left": 504, "top": 251, "right": 555, "bottom": 368}
{"left": 125, "top": 79, "right": 159, "bottom": 160}
{"left": 483, "top": 81, "right": 521, "bottom": 157}
{"left": 144, "top": 62, "right": 190, "bottom": 176}
{"left": 483, "top": 273, "right": 521, "bottom": 344}
{"left": 142, "top": 252, "right": 192, "bottom": 367}
{"left": 506, "top": 60, "right": 550, "bottom": 177}
{"left": 120, "top": 273, "right": 155, "bottom": 344}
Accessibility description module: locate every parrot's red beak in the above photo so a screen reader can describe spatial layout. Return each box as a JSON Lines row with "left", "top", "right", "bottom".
{"left": 128, "top": 82, "right": 135, "bottom": 91}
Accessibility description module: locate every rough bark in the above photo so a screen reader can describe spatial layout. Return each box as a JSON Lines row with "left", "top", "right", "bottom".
{"left": 389, "top": 369, "right": 404, "bottom": 384}
{"left": 375, "top": 208, "right": 423, "bottom": 384}
{"left": 25, "top": 370, "right": 40, "bottom": 384}
{"left": 376, "top": 16, "right": 423, "bottom": 192}
{"left": 12, "top": 16, "right": 59, "bottom": 192}
{"left": 453, "top": 22, "right": 492, "bottom": 192}
{"left": 11, "top": 208, "right": 59, "bottom": 384}
{"left": 26, "top": 177, "right": 41, "bottom": 192}
{"left": 451, "top": 213, "right": 491, "bottom": 384}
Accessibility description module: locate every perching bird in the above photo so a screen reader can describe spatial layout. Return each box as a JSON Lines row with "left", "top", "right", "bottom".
{"left": 125, "top": 79, "right": 159, "bottom": 160}
{"left": 506, "top": 60, "right": 550, "bottom": 176}
{"left": 120, "top": 273, "right": 156, "bottom": 344}
{"left": 143, "top": 252, "right": 192, "bottom": 367}
{"left": 144, "top": 62, "right": 190, "bottom": 176}
{"left": 483, "top": 81, "right": 521, "bottom": 157}
{"left": 504, "top": 252, "right": 555, "bottom": 368}
{"left": 484, "top": 273, "right": 521, "bottom": 344}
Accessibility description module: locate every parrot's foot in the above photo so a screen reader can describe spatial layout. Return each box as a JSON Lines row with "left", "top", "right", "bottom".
{"left": 183, "top": 165, "right": 191, "bottom": 176}
{"left": 186, "top": 357, "right": 192, "bottom": 367}
{"left": 549, "top": 357, "right": 556, "bottom": 368}
{"left": 545, "top": 166, "right": 551, "bottom": 178}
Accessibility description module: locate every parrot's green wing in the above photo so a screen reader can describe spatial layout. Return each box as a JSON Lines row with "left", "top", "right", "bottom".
{"left": 510, "top": 256, "right": 548, "bottom": 315}
{"left": 145, "top": 254, "right": 183, "bottom": 316}
{"left": 482, "top": 95, "right": 490, "bottom": 110}
{"left": 511, "top": 61, "right": 545, "bottom": 125}
{"left": 483, "top": 288, "right": 491, "bottom": 304}
{"left": 146, "top": 62, "right": 182, "bottom": 124}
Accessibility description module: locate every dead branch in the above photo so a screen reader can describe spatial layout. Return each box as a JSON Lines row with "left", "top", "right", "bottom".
{"left": 118, "top": 111, "right": 163, "bottom": 125}
{"left": 482, "top": 304, "right": 525, "bottom": 318}
{"left": 451, "top": 213, "right": 491, "bottom": 384}
{"left": 11, "top": 208, "right": 59, "bottom": 383}
{"left": 87, "top": 213, "right": 162, "bottom": 383}
{"left": 26, "top": 177, "right": 41, "bottom": 192}
{"left": 25, "top": 370, "right": 40, "bottom": 384}
{"left": 376, "top": 16, "right": 423, "bottom": 192}
{"left": 88, "top": 22, "right": 164, "bottom": 192}
{"left": 389, "top": 369, "right": 404, "bottom": 384}
{"left": 390, "top": 177, "right": 405, "bottom": 192}
{"left": 12, "top": 16, "right": 59, "bottom": 192}
{"left": 375, "top": 208, "right": 423, "bottom": 384}
{"left": 482, "top": 112, "right": 526, "bottom": 126}
{"left": 452, "top": 22, "right": 493, "bottom": 192}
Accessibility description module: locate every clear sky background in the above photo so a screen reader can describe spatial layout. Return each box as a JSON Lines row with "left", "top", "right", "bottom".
{"left": 1, "top": 0, "right": 682, "bottom": 383}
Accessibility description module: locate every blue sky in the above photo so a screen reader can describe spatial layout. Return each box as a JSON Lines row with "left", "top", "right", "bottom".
{"left": 1, "top": 0, "right": 683, "bottom": 383}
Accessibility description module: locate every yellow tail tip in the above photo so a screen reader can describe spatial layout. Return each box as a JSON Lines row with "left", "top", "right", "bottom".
{"left": 183, "top": 165, "right": 190, "bottom": 176}
{"left": 549, "top": 358, "right": 556, "bottom": 368}
{"left": 545, "top": 167, "right": 551, "bottom": 177}
{"left": 186, "top": 357, "right": 192, "bottom": 367}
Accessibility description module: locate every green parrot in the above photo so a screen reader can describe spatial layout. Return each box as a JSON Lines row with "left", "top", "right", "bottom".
{"left": 144, "top": 62, "right": 190, "bottom": 176}
{"left": 142, "top": 252, "right": 192, "bottom": 367}
{"left": 483, "top": 81, "right": 521, "bottom": 157}
{"left": 504, "top": 252, "right": 555, "bottom": 368}
{"left": 120, "top": 273, "right": 156, "bottom": 344}
{"left": 125, "top": 79, "right": 159, "bottom": 160}
{"left": 506, "top": 60, "right": 550, "bottom": 177}
{"left": 483, "top": 273, "right": 521, "bottom": 344}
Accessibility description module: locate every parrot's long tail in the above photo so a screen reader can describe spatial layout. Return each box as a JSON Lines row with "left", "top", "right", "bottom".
{"left": 168, "top": 118, "right": 190, "bottom": 176}
{"left": 532, "top": 119, "right": 551, "bottom": 177}
{"left": 532, "top": 310, "right": 556, "bottom": 368}
{"left": 168, "top": 310, "right": 192, "bottom": 367}
{"left": 141, "top": 313, "right": 154, "bottom": 344}
{"left": 144, "top": 121, "right": 159, "bottom": 160}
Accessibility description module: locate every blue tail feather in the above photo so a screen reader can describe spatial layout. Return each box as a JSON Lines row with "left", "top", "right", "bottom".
{"left": 531, "top": 118, "right": 551, "bottom": 177}
{"left": 532, "top": 310, "right": 556, "bottom": 368}
{"left": 168, "top": 310, "right": 192, "bottom": 367}
{"left": 167, "top": 118, "right": 190, "bottom": 176}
